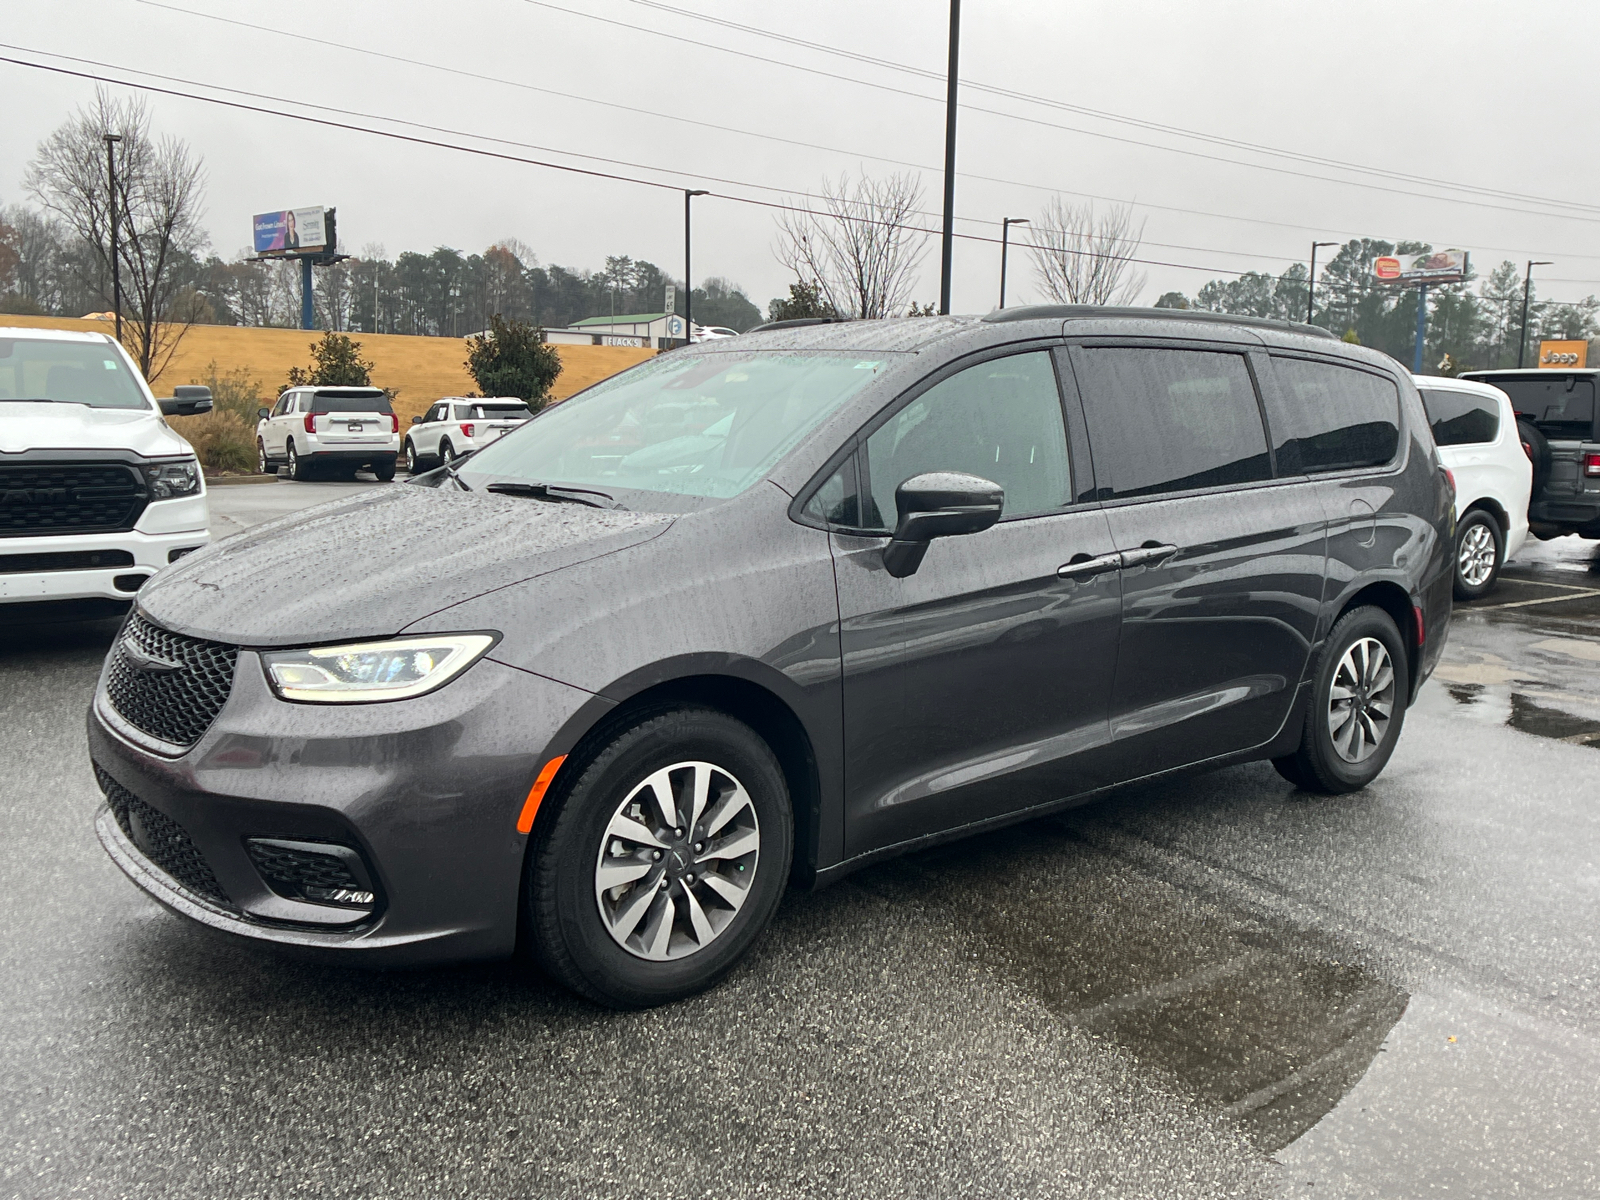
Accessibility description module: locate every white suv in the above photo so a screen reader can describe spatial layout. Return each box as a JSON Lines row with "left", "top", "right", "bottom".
{"left": 1415, "top": 375, "right": 1532, "bottom": 599}
{"left": 1, "top": 326, "right": 211, "bottom": 620}
{"left": 256, "top": 386, "right": 400, "bottom": 481}
{"left": 404, "top": 397, "right": 534, "bottom": 473}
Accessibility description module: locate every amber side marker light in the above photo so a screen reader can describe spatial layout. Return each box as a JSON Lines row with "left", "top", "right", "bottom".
{"left": 516, "top": 755, "right": 567, "bottom": 833}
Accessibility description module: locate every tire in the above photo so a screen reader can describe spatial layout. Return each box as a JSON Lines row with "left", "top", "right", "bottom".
{"left": 526, "top": 706, "right": 793, "bottom": 1008}
{"left": 257, "top": 439, "right": 271, "bottom": 475}
{"left": 440, "top": 440, "right": 456, "bottom": 467}
{"left": 404, "top": 440, "right": 423, "bottom": 474}
{"left": 286, "top": 441, "right": 311, "bottom": 482}
{"left": 1453, "top": 509, "right": 1504, "bottom": 600}
{"left": 371, "top": 455, "right": 397, "bottom": 482}
{"left": 1272, "top": 606, "right": 1410, "bottom": 795}
{"left": 1518, "top": 419, "right": 1551, "bottom": 500}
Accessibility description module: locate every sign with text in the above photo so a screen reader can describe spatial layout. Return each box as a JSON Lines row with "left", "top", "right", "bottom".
{"left": 252, "top": 207, "right": 329, "bottom": 256}
{"left": 1538, "top": 339, "right": 1588, "bottom": 368}
{"left": 1373, "top": 249, "right": 1469, "bottom": 285}
{"left": 664, "top": 285, "right": 676, "bottom": 314}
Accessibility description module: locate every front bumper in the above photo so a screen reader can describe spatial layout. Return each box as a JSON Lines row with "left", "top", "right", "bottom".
{"left": 1, "top": 521, "right": 209, "bottom": 604}
{"left": 89, "top": 643, "right": 602, "bottom": 966}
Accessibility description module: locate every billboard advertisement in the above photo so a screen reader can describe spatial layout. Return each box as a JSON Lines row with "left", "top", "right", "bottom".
{"left": 252, "top": 207, "right": 328, "bottom": 256}
{"left": 1372, "top": 249, "right": 1469, "bottom": 285}
{"left": 1538, "top": 339, "right": 1588, "bottom": 368}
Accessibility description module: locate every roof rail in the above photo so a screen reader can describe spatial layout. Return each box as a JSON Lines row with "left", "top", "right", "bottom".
{"left": 981, "top": 304, "right": 1338, "bottom": 339}
{"left": 746, "top": 317, "right": 850, "bottom": 334}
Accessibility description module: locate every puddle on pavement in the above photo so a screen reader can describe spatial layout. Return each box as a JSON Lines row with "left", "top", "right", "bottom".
{"left": 854, "top": 819, "right": 1408, "bottom": 1154}
{"left": 1444, "top": 679, "right": 1600, "bottom": 748}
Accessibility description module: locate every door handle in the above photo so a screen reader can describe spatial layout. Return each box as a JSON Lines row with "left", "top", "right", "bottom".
{"left": 1119, "top": 542, "right": 1179, "bottom": 568}
{"left": 1057, "top": 552, "right": 1122, "bottom": 579}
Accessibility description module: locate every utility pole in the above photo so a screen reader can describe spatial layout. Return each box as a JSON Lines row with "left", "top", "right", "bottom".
{"left": 1518, "top": 260, "right": 1552, "bottom": 368}
{"left": 685, "top": 189, "right": 709, "bottom": 343}
{"left": 938, "top": 0, "right": 960, "bottom": 315}
{"left": 1412, "top": 283, "right": 1429, "bottom": 373}
{"left": 999, "top": 217, "right": 1028, "bottom": 309}
{"left": 1307, "top": 241, "right": 1337, "bottom": 325}
{"left": 103, "top": 133, "right": 123, "bottom": 345}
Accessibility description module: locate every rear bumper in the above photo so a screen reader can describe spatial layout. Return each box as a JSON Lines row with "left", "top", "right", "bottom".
{"left": 88, "top": 647, "right": 603, "bottom": 967}
{"left": 1529, "top": 496, "right": 1600, "bottom": 535}
{"left": 301, "top": 447, "right": 399, "bottom": 464}
{"left": 1, "top": 525, "right": 209, "bottom": 604}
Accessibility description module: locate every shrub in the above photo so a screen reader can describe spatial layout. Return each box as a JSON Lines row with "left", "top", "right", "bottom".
{"left": 190, "top": 360, "right": 263, "bottom": 421}
{"left": 465, "top": 314, "right": 562, "bottom": 406}
{"left": 169, "top": 409, "right": 257, "bottom": 474}
{"left": 286, "top": 332, "right": 376, "bottom": 390}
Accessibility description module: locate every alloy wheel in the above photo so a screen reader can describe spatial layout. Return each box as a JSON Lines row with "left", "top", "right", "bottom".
{"left": 593, "top": 761, "right": 760, "bottom": 961}
{"left": 1327, "top": 636, "right": 1395, "bottom": 764}
{"left": 1458, "top": 522, "right": 1497, "bottom": 587}
{"left": 257, "top": 440, "right": 269, "bottom": 474}
{"left": 405, "top": 442, "right": 418, "bottom": 473}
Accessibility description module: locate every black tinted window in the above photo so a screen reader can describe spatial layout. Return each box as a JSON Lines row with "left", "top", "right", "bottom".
{"left": 801, "top": 455, "right": 861, "bottom": 528}
{"left": 1265, "top": 358, "right": 1400, "bottom": 473}
{"left": 862, "top": 351, "right": 1070, "bottom": 528}
{"left": 1074, "top": 348, "right": 1269, "bottom": 498}
{"left": 1490, "top": 377, "right": 1595, "bottom": 439}
{"left": 312, "top": 391, "right": 393, "bottom": 414}
{"left": 472, "top": 404, "right": 533, "bottom": 419}
{"left": 1421, "top": 388, "right": 1500, "bottom": 446}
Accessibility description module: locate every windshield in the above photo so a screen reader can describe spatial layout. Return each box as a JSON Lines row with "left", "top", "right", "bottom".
{"left": 459, "top": 351, "right": 891, "bottom": 504}
{"left": 0, "top": 337, "right": 149, "bottom": 410}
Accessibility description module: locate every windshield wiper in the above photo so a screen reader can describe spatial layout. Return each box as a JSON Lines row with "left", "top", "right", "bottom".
{"left": 485, "top": 481, "right": 622, "bottom": 509}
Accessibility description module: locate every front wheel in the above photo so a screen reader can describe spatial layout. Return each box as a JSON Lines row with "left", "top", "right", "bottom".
{"left": 526, "top": 707, "right": 792, "bottom": 1008}
{"left": 257, "top": 439, "right": 271, "bottom": 475}
{"left": 1273, "top": 606, "right": 1410, "bottom": 794}
{"left": 404, "top": 440, "right": 423, "bottom": 474}
{"left": 1453, "top": 509, "right": 1504, "bottom": 600}
{"left": 440, "top": 440, "right": 456, "bottom": 467}
{"left": 286, "top": 441, "right": 309, "bottom": 481}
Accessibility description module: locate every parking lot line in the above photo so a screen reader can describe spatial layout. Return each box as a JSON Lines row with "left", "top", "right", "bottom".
{"left": 1469, "top": 589, "right": 1600, "bottom": 611}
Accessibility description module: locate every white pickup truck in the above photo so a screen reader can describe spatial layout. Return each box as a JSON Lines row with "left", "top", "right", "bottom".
{"left": 0, "top": 326, "right": 212, "bottom": 621}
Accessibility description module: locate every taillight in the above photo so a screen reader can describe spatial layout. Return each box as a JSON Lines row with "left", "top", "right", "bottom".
{"left": 461, "top": 423, "right": 475, "bottom": 438}
{"left": 303, "top": 412, "right": 316, "bottom": 434}
{"left": 390, "top": 413, "right": 399, "bottom": 434}
{"left": 1413, "top": 604, "right": 1425, "bottom": 646}
{"left": 1585, "top": 453, "right": 1600, "bottom": 477}
{"left": 1443, "top": 467, "right": 1455, "bottom": 493}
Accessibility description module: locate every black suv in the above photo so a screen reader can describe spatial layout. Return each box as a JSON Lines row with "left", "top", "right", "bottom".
{"left": 90, "top": 307, "right": 1454, "bottom": 1007}
{"left": 1460, "top": 368, "right": 1600, "bottom": 540}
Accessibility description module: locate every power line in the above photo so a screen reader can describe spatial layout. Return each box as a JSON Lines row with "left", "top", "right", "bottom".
{"left": 616, "top": 0, "right": 1600, "bottom": 218}
{"left": 126, "top": 0, "right": 1600, "bottom": 267}
{"left": 520, "top": 0, "right": 1600, "bottom": 225}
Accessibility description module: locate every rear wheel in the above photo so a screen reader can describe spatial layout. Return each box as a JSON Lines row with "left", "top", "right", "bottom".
{"left": 1453, "top": 509, "right": 1504, "bottom": 600}
{"left": 1273, "top": 606, "right": 1409, "bottom": 794}
{"left": 371, "top": 455, "right": 396, "bottom": 482}
{"left": 526, "top": 706, "right": 792, "bottom": 1008}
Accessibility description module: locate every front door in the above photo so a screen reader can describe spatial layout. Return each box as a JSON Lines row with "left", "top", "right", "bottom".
{"left": 829, "top": 348, "right": 1124, "bottom": 859}
{"left": 1068, "top": 342, "right": 1327, "bottom": 777}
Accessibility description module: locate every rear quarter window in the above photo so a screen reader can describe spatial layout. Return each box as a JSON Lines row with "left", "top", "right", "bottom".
{"left": 1420, "top": 389, "right": 1500, "bottom": 446}
{"left": 1264, "top": 357, "right": 1400, "bottom": 474}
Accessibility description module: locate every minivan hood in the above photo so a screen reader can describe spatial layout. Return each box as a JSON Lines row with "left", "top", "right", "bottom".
{"left": 137, "top": 485, "right": 674, "bottom": 646}
{"left": 0, "top": 402, "right": 193, "bottom": 457}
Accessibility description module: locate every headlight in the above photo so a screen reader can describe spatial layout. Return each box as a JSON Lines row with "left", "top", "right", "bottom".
{"left": 261, "top": 633, "right": 498, "bottom": 704}
{"left": 146, "top": 458, "right": 201, "bottom": 499}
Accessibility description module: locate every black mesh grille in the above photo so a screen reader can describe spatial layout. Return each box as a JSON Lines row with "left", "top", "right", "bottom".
{"left": 96, "top": 765, "right": 233, "bottom": 909}
{"left": 246, "top": 842, "right": 364, "bottom": 894}
{"left": 0, "top": 548, "right": 136, "bottom": 574}
{"left": 105, "top": 613, "right": 238, "bottom": 748}
{"left": 0, "top": 461, "right": 147, "bottom": 537}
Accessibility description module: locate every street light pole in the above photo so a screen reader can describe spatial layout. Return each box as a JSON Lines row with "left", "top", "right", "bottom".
{"left": 1307, "top": 241, "right": 1337, "bottom": 325}
{"left": 999, "top": 217, "right": 1028, "bottom": 309}
{"left": 938, "top": 0, "right": 960, "bottom": 315}
{"left": 103, "top": 133, "right": 123, "bottom": 345}
{"left": 685, "top": 189, "right": 709, "bottom": 344}
{"left": 1519, "top": 260, "right": 1553, "bottom": 368}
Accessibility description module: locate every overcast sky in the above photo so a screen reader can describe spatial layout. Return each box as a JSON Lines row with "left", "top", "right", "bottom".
{"left": 6, "top": 0, "right": 1600, "bottom": 316}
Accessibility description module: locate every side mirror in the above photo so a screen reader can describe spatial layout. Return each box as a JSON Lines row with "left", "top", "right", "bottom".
{"left": 158, "top": 385, "right": 213, "bottom": 417}
{"left": 257, "top": 406, "right": 271, "bottom": 421}
{"left": 411, "top": 415, "right": 424, "bottom": 424}
{"left": 882, "top": 471, "right": 1004, "bottom": 578}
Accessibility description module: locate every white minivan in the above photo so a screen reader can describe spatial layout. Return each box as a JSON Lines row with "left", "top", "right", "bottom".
{"left": 1, "top": 326, "right": 212, "bottom": 620}
{"left": 1415, "top": 375, "right": 1532, "bottom": 599}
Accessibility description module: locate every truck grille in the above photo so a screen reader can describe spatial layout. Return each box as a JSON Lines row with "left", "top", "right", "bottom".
{"left": 96, "top": 765, "right": 234, "bottom": 909}
{"left": 105, "top": 613, "right": 239, "bottom": 748}
{"left": 0, "top": 461, "right": 148, "bottom": 537}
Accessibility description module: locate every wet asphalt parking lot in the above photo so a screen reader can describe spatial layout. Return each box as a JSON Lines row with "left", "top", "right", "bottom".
{"left": 4, "top": 477, "right": 1599, "bottom": 1199}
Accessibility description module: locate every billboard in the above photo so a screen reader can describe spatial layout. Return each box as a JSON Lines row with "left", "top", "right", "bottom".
{"left": 252, "top": 207, "right": 328, "bottom": 256}
{"left": 1538, "top": 339, "right": 1588, "bottom": 368}
{"left": 1373, "top": 249, "right": 1469, "bottom": 285}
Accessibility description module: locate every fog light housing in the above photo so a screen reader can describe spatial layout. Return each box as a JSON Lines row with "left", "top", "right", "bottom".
{"left": 244, "top": 837, "right": 379, "bottom": 911}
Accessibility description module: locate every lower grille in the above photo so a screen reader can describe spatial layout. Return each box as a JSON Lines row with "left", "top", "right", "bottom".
{"left": 246, "top": 838, "right": 377, "bottom": 910}
{"left": 0, "top": 461, "right": 148, "bottom": 537}
{"left": 96, "top": 766, "right": 234, "bottom": 909}
{"left": 0, "top": 548, "right": 135, "bottom": 574}
{"left": 105, "top": 613, "right": 238, "bottom": 748}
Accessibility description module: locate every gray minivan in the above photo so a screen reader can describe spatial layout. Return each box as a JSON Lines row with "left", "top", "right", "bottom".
{"left": 92, "top": 307, "right": 1454, "bottom": 1007}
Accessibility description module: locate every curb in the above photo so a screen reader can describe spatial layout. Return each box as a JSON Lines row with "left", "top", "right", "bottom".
{"left": 204, "top": 474, "right": 281, "bottom": 486}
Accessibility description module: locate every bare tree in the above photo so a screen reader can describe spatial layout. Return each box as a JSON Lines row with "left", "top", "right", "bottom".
{"left": 775, "top": 172, "right": 929, "bottom": 319}
{"left": 1029, "top": 197, "right": 1147, "bottom": 306}
{"left": 24, "top": 89, "right": 207, "bottom": 382}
